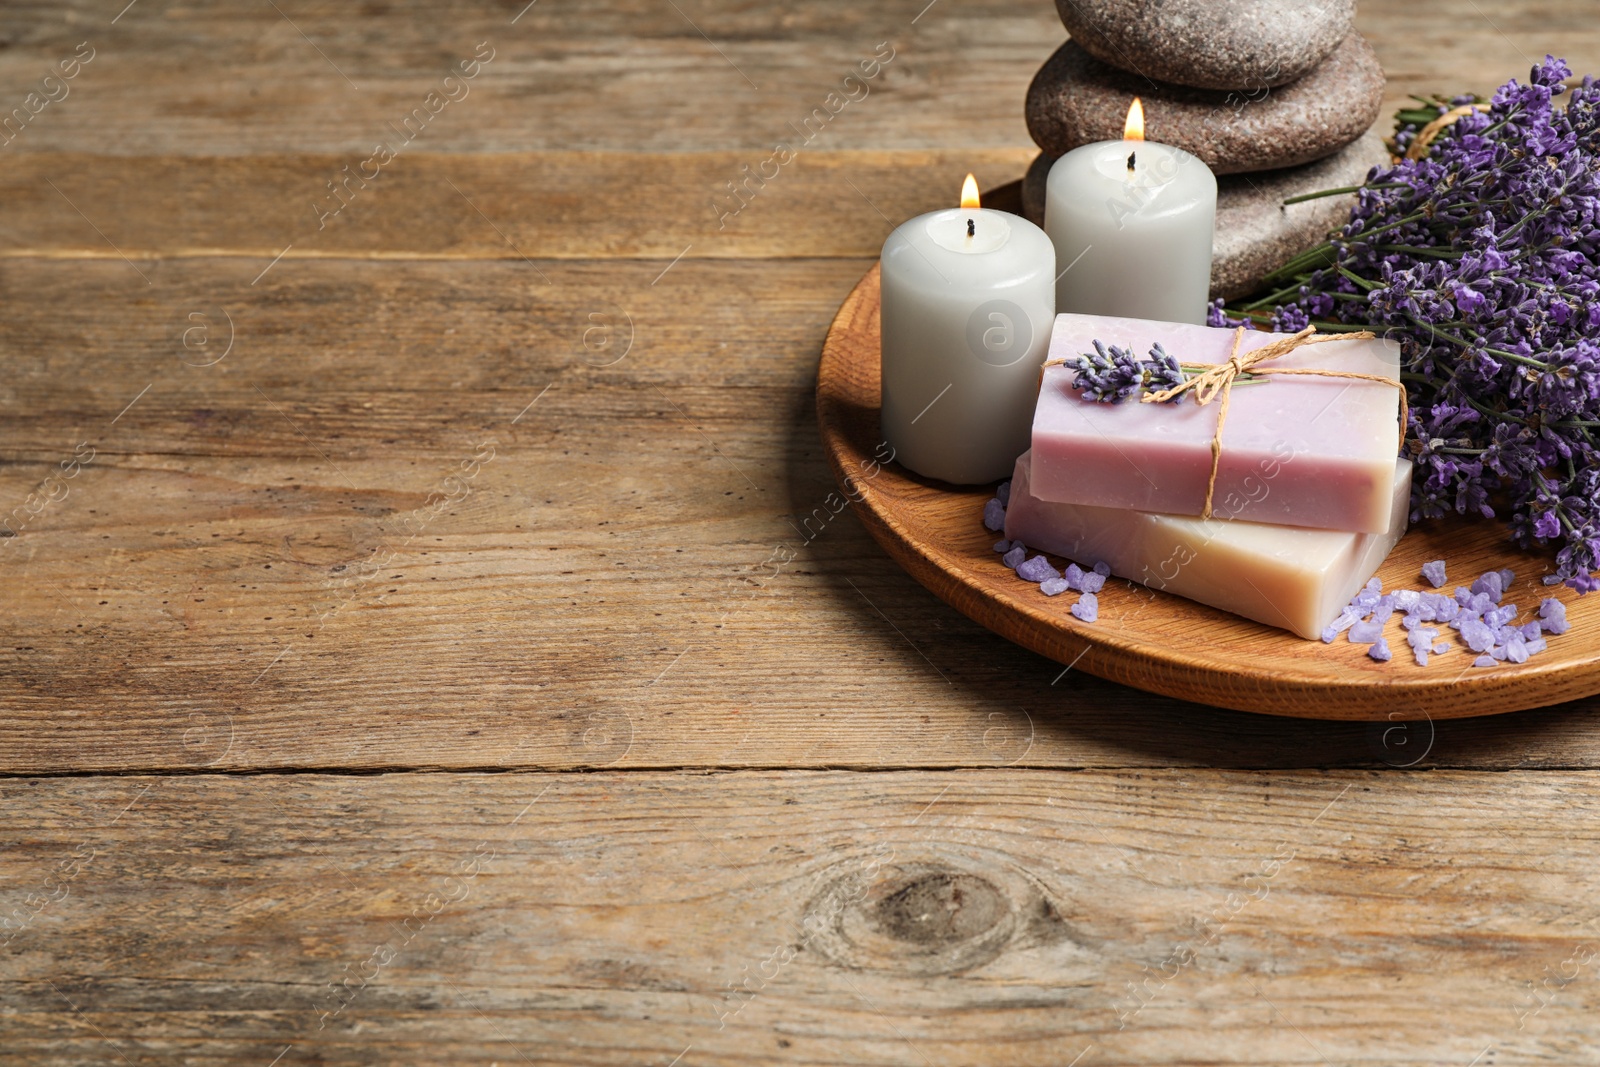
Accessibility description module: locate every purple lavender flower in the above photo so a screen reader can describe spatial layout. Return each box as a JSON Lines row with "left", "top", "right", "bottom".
{"left": 1066, "top": 340, "right": 1186, "bottom": 403}
{"left": 1228, "top": 56, "right": 1600, "bottom": 591}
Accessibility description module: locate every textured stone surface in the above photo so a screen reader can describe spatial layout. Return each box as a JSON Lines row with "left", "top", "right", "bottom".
{"left": 1025, "top": 32, "right": 1385, "bottom": 174}
{"left": 1021, "top": 131, "right": 1393, "bottom": 299}
{"left": 1056, "top": 0, "right": 1354, "bottom": 90}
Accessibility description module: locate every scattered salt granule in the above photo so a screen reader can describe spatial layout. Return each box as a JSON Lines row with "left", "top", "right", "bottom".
{"left": 997, "top": 481, "right": 1011, "bottom": 506}
{"left": 1001, "top": 544, "right": 1027, "bottom": 569}
{"left": 1421, "top": 560, "right": 1448, "bottom": 588}
{"left": 1499, "top": 567, "right": 1515, "bottom": 591}
{"left": 1369, "top": 637, "right": 1392, "bottom": 662}
{"left": 983, "top": 498, "right": 1006, "bottom": 531}
{"left": 993, "top": 539, "right": 1011, "bottom": 554}
{"left": 1071, "top": 592, "right": 1099, "bottom": 623}
{"left": 1093, "top": 561, "right": 1111, "bottom": 577}
{"left": 1540, "top": 597, "right": 1571, "bottom": 634}
{"left": 1474, "top": 655, "right": 1497, "bottom": 668}
{"left": 1349, "top": 619, "right": 1384, "bottom": 644}
{"left": 1079, "top": 571, "right": 1106, "bottom": 594}
{"left": 1040, "top": 576, "right": 1071, "bottom": 597}
{"left": 1017, "top": 555, "right": 1059, "bottom": 583}
{"left": 1322, "top": 608, "right": 1361, "bottom": 644}
{"left": 1471, "top": 570, "right": 1505, "bottom": 602}
{"left": 1458, "top": 617, "right": 1495, "bottom": 653}
{"left": 1063, "top": 562, "right": 1085, "bottom": 591}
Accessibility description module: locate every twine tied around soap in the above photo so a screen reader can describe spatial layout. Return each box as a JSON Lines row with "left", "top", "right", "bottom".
{"left": 1138, "top": 326, "right": 1408, "bottom": 520}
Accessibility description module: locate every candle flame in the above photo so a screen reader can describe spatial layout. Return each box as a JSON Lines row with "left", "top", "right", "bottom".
{"left": 1124, "top": 97, "right": 1145, "bottom": 141}
{"left": 960, "top": 173, "right": 981, "bottom": 210}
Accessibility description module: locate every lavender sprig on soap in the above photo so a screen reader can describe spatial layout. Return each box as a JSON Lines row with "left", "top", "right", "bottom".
{"left": 1064, "top": 340, "right": 1187, "bottom": 403}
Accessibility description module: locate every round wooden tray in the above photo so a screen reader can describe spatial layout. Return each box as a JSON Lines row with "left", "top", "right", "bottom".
{"left": 817, "top": 263, "right": 1600, "bottom": 720}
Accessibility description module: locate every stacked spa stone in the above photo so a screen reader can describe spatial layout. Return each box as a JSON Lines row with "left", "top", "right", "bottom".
{"left": 1020, "top": 0, "right": 1389, "bottom": 299}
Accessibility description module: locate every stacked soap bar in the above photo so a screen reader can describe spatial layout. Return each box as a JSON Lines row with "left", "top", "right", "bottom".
{"left": 1032, "top": 315, "right": 1405, "bottom": 532}
{"left": 1014, "top": 314, "right": 1413, "bottom": 638}
{"left": 1005, "top": 450, "right": 1413, "bottom": 640}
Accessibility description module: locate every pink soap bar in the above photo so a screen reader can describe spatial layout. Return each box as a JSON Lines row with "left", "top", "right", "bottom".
{"left": 1032, "top": 315, "right": 1404, "bottom": 533}
{"left": 1004, "top": 450, "right": 1414, "bottom": 640}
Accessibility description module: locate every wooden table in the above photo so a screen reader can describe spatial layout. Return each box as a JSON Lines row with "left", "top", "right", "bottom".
{"left": 4, "top": 2, "right": 1599, "bottom": 1063}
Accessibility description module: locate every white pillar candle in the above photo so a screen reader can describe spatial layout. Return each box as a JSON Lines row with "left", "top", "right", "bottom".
{"left": 880, "top": 174, "right": 1056, "bottom": 485}
{"left": 1045, "top": 98, "right": 1216, "bottom": 325}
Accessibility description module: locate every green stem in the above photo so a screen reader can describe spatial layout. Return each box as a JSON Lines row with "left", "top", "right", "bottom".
{"left": 1280, "top": 182, "right": 1414, "bottom": 206}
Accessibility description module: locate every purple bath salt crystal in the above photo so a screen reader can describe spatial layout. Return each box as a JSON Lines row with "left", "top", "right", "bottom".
{"left": 1430, "top": 596, "right": 1461, "bottom": 623}
{"left": 1407, "top": 626, "right": 1437, "bottom": 651}
{"left": 1421, "top": 560, "right": 1447, "bottom": 588}
{"left": 1063, "top": 562, "right": 1085, "bottom": 591}
{"left": 992, "top": 539, "right": 1012, "bottom": 554}
{"left": 1527, "top": 637, "right": 1549, "bottom": 655}
{"left": 1394, "top": 589, "right": 1422, "bottom": 613}
{"left": 997, "top": 481, "right": 1011, "bottom": 506}
{"left": 1001, "top": 544, "right": 1027, "bottom": 569}
{"left": 1504, "top": 633, "right": 1529, "bottom": 663}
{"left": 1458, "top": 617, "right": 1495, "bottom": 653}
{"left": 1369, "top": 638, "right": 1392, "bottom": 662}
{"left": 1349, "top": 619, "right": 1384, "bottom": 644}
{"left": 983, "top": 498, "right": 1006, "bottom": 531}
{"left": 1539, "top": 597, "right": 1570, "bottom": 634}
{"left": 1401, "top": 614, "right": 1423, "bottom": 630}
{"left": 1454, "top": 587, "right": 1474, "bottom": 606}
{"left": 1519, "top": 621, "right": 1542, "bottom": 641}
{"left": 1040, "top": 576, "right": 1071, "bottom": 597}
{"left": 1071, "top": 592, "right": 1099, "bottom": 623}
{"left": 1471, "top": 571, "right": 1504, "bottom": 603}
{"left": 1499, "top": 568, "right": 1515, "bottom": 592}
{"left": 1474, "top": 655, "right": 1497, "bottom": 668}
{"left": 1413, "top": 644, "right": 1430, "bottom": 667}
{"left": 1491, "top": 645, "right": 1508, "bottom": 661}
{"left": 1433, "top": 642, "right": 1451, "bottom": 654}
{"left": 1093, "top": 561, "right": 1111, "bottom": 577}
{"left": 1017, "top": 555, "right": 1059, "bottom": 583}
{"left": 1321, "top": 609, "right": 1360, "bottom": 644}
{"left": 1467, "top": 592, "right": 1496, "bottom": 614}
{"left": 1484, "top": 604, "right": 1518, "bottom": 629}
{"left": 1079, "top": 571, "right": 1106, "bottom": 594}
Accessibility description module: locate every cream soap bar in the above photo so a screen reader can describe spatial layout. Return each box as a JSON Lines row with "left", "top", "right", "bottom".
{"left": 1032, "top": 315, "right": 1404, "bottom": 533}
{"left": 1004, "top": 450, "right": 1413, "bottom": 639}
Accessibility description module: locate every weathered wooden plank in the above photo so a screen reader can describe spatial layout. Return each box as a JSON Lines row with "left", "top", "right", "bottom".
{"left": 2, "top": 254, "right": 1599, "bottom": 773}
{"left": 0, "top": 1, "right": 1584, "bottom": 157}
{"left": 1, "top": 768, "right": 1597, "bottom": 1064}
{"left": 0, "top": 150, "right": 1035, "bottom": 261}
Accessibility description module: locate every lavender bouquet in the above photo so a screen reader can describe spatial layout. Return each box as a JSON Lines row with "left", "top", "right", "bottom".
{"left": 1215, "top": 56, "right": 1600, "bottom": 591}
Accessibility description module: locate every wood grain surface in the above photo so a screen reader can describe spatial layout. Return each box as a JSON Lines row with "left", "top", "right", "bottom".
{"left": 3, "top": 0, "right": 1600, "bottom": 1063}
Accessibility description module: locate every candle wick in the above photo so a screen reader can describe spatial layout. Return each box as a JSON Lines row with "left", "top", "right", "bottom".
{"left": 966, "top": 218, "right": 975, "bottom": 238}
{"left": 1126, "top": 150, "right": 1136, "bottom": 173}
